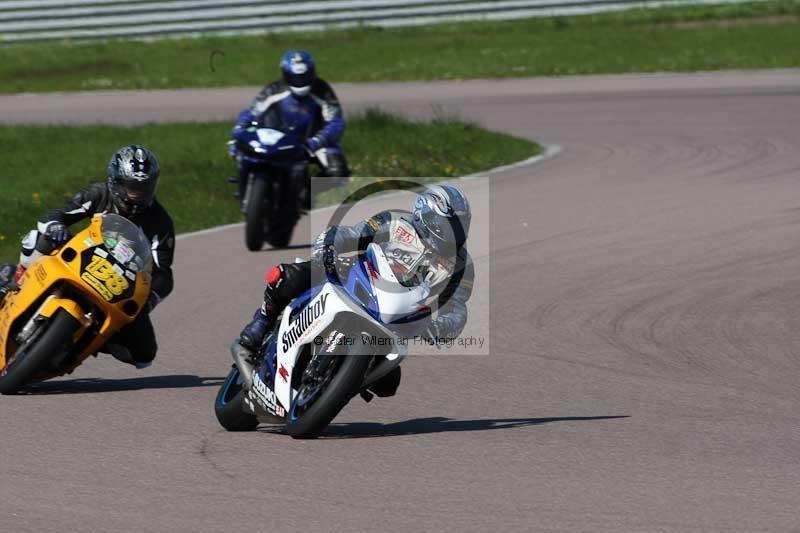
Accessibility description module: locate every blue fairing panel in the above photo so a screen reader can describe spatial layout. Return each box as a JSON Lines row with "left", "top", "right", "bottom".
{"left": 344, "top": 259, "right": 382, "bottom": 323}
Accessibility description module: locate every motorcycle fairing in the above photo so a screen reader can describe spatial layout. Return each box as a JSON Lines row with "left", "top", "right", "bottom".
{"left": 271, "top": 282, "right": 387, "bottom": 411}
{"left": 234, "top": 127, "right": 305, "bottom": 164}
{"left": 0, "top": 216, "right": 151, "bottom": 374}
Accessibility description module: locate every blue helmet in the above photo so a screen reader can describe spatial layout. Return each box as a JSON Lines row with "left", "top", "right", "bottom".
{"left": 279, "top": 50, "right": 316, "bottom": 97}
{"left": 412, "top": 184, "right": 471, "bottom": 253}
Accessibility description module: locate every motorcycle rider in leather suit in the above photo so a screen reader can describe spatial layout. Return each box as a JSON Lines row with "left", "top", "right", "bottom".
{"left": 229, "top": 50, "right": 349, "bottom": 207}
{"left": 4, "top": 146, "right": 175, "bottom": 369}
{"left": 234, "top": 184, "right": 474, "bottom": 397}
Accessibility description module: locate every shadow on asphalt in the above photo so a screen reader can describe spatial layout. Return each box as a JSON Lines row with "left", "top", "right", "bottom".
{"left": 22, "top": 375, "right": 225, "bottom": 394}
{"left": 259, "top": 415, "right": 628, "bottom": 438}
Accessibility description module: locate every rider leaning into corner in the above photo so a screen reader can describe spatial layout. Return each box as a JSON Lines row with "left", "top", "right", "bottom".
{"left": 229, "top": 49, "right": 350, "bottom": 206}
{"left": 0, "top": 146, "right": 175, "bottom": 369}
{"left": 233, "top": 184, "right": 474, "bottom": 398}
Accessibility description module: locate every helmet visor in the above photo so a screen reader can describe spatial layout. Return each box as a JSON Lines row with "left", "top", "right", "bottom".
{"left": 418, "top": 204, "right": 468, "bottom": 250}
{"left": 284, "top": 70, "right": 314, "bottom": 90}
{"left": 111, "top": 178, "right": 157, "bottom": 215}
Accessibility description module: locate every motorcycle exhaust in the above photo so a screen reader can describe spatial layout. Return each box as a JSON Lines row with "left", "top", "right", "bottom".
{"left": 230, "top": 340, "right": 254, "bottom": 391}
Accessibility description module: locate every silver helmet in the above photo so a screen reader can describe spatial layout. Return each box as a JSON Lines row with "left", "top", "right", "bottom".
{"left": 412, "top": 184, "right": 471, "bottom": 254}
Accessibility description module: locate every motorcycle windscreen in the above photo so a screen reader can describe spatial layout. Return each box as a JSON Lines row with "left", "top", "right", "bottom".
{"left": 100, "top": 214, "right": 153, "bottom": 274}
{"left": 366, "top": 244, "right": 430, "bottom": 324}
{"left": 78, "top": 215, "right": 152, "bottom": 304}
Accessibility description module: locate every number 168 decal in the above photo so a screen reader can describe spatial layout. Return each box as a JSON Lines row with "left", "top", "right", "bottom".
{"left": 81, "top": 255, "right": 130, "bottom": 302}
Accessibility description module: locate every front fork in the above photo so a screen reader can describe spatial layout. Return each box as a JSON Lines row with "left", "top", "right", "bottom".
{"left": 1, "top": 293, "right": 89, "bottom": 373}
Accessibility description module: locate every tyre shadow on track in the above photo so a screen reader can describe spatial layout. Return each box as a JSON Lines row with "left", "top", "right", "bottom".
{"left": 260, "top": 415, "right": 628, "bottom": 438}
{"left": 21, "top": 375, "right": 225, "bottom": 394}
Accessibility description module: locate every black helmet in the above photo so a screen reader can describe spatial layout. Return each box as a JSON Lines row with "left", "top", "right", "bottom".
{"left": 107, "top": 145, "right": 160, "bottom": 218}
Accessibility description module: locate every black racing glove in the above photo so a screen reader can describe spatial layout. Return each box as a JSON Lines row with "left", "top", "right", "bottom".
{"left": 311, "top": 228, "right": 337, "bottom": 275}
{"left": 44, "top": 222, "right": 71, "bottom": 246}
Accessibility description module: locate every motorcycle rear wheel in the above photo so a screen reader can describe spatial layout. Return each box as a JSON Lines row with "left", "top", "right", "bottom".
{"left": 0, "top": 309, "right": 79, "bottom": 395}
{"left": 215, "top": 366, "right": 259, "bottom": 431}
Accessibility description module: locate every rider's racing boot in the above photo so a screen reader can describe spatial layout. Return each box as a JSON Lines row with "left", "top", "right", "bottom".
{"left": 0, "top": 264, "right": 16, "bottom": 305}
{"left": 13, "top": 264, "right": 26, "bottom": 286}
{"left": 232, "top": 310, "right": 274, "bottom": 388}
{"left": 238, "top": 310, "right": 271, "bottom": 352}
{"left": 0, "top": 265, "right": 27, "bottom": 305}
{"left": 104, "top": 343, "right": 152, "bottom": 370}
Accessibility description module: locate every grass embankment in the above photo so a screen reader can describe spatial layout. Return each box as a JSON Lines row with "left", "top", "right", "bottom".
{"left": 0, "top": 110, "right": 539, "bottom": 262}
{"left": 1, "top": 1, "right": 798, "bottom": 93}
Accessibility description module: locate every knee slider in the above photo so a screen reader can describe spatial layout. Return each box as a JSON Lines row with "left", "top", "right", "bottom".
{"left": 265, "top": 265, "right": 283, "bottom": 287}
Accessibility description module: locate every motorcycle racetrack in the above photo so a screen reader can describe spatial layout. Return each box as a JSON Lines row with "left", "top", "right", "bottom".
{"left": 1, "top": 70, "right": 800, "bottom": 531}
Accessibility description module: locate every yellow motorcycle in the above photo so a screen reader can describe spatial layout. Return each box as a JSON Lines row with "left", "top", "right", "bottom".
{"left": 0, "top": 214, "right": 152, "bottom": 394}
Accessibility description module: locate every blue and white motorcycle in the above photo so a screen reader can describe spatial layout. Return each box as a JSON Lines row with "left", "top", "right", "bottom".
{"left": 214, "top": 243, "right": 431, "bottom": 439}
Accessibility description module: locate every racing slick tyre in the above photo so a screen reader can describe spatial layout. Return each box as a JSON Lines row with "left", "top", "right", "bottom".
{"left": 245, "top": 178, "right": 269, "bottom": 252}
{"left": 215, "top": 366, "right": 259, "bottom": 431}
{"left": 266, "top": 226, "right": 293, "bottom": 249}
{"left": 286, "top": 337, "right": 372, "bottom": 439}
{"left": 0, "top": 309, "right": 79, "bottom": 395}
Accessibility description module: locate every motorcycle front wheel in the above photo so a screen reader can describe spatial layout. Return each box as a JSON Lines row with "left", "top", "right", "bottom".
{"left": 244, "top": 178, "right": 269, "bottom": 252}
{"left": 266, "top": 172, "right": 300, "bottom": 249}
{"left": 0, "top": 309, "right": 79, "bottom": 395}
{"left": 286, "top": 339, "right": 372, "bottom": 439}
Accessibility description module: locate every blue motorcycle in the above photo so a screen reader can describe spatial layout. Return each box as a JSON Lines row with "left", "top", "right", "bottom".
{"left": 231, "top": 125, "right": 313, "bottom": 251}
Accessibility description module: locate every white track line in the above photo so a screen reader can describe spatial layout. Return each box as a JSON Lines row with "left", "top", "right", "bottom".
{"left": 177, "top": 143, "right": 563, "bottom": 241}
{"left": 464, "top": 143, "right": 563, "bottom": 177}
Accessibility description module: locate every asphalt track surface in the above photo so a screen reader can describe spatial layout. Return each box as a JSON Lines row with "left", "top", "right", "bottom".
{"left": 1, "top": 70, "right": 800, "bottom": 531}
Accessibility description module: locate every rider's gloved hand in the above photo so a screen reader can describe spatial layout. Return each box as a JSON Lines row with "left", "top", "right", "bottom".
{"left": 306, "top": 135, "right": 323, "bottom": 153}
{"left": 44, "top": 222, "right": 71, "bottom": 246}
{"left": 423, "top": 321, "right": 442, "bottom": 344}
{"left": 312, "top": 236, "right": 336, "bottom": 274}
{"left": 226, "top": 140, "right": 238, "bottom": 159}
{"left": 234, "top": 109, "right": 256, "bottom": 129}
{"left": 311, "top": 228, "right": 334, "bottom": 262}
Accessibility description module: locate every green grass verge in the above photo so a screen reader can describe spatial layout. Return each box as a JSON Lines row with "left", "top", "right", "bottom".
{"left": 0, "top": 110, "right": 539, "bottom": 262}
{"left": 1, "top": 1, "right": 799, "bottom": 93}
